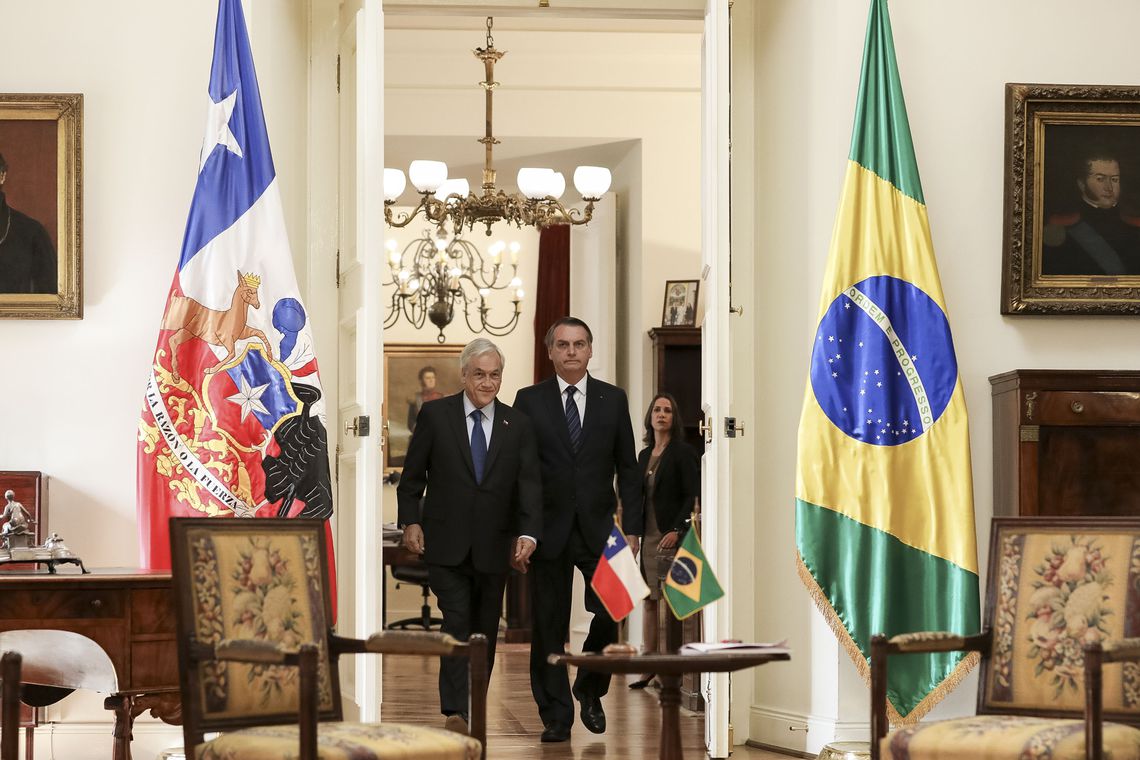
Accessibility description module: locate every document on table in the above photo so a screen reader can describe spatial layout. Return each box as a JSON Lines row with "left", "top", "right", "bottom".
{"left": 679, "top": 640, "right": 790, "bottom": 655}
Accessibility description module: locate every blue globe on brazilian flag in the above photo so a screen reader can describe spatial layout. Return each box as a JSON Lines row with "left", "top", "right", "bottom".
{"left": 664, "top": 528, "right": 723, "bottom": 621}
{"left": 795, "top": 0, "right": 980, "bottom": 724}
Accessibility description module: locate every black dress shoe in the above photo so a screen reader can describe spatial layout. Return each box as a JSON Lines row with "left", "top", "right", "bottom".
{"left": 541, "top": 723, "right": 571, "bottom": 742}
{"left": 577, "top": 695, "right": 606, "bottom": 734}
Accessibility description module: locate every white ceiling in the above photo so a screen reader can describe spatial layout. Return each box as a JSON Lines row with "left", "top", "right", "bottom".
{"left": 384, "top": 1, "right": 704, "bottom": 31}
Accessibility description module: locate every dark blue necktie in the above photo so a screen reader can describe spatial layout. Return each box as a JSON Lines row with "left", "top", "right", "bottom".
{"left": 565, "top": 386, "right": 582, "bottom": 453}
{"left": 470, "top": 409, "right": 487, "bottom": 484}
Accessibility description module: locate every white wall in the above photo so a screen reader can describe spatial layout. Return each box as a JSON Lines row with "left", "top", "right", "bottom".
{"left": 739, "top": 0, "right": 1140, "bottom": 753}
{"left": 0, "top": 1, "right": 310, "bottom": 756}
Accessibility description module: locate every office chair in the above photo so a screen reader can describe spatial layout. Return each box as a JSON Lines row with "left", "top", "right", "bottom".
{"left": 388, "top": 564, "right": 445, "bottom": 630}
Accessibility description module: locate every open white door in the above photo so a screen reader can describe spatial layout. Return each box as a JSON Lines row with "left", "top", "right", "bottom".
{"left": 700, "top": 0, "right": 731, "bottom": 756}
{"left": 337, "top": 0, "right": 384, "bottom": 722}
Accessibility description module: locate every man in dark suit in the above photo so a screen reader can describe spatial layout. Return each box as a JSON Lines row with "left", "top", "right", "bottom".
{"left": 514, "top": 317, "right": 643, "bottom": 743}
{"left": 397, "top": 338, "right": 542, "bottom": 734}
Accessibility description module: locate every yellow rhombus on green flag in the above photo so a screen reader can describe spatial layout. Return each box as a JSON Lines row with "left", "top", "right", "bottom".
{"left": 664, "top": 527, "right": 723, "bottom": 621}
{"left": 794, "top": 0, "right": 980, "bottom": 725}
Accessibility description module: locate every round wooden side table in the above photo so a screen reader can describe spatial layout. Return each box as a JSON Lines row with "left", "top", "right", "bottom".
{"left": 550, "top": 649, "right": 791, "bottom": 760}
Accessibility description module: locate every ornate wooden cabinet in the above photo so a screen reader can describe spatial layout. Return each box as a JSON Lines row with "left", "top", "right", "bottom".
{"left": 648, "top": 326, "right": 705, "bottom": 710}
{"left": 648, "top": 326, "right": 704, "bottom": 453}
{"left": 990, "top": 370, "right": 1140, "bottom": 516}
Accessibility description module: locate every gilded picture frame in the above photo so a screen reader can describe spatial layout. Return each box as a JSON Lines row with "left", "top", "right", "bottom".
{"left": 0, "top": 93, "right": 83, "bottom": 319}
{"left": 1002, "top": 83, "right": 1140, "bottom": 315}
{"left": 383, "top": 343, "right": 463, "bottom": 472}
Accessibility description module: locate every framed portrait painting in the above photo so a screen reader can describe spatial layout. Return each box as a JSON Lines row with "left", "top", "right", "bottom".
{"left": 383, "top": 343, "right": 463, "bottom": 471}
{"left": 1002, "top": 83, "right": 1140, "bottom": 314}
{"left": 0, "top": 94, "right": 82, "bottom": 319}
{"left": 661, "top": 279, "right": 699, "bottom": 327}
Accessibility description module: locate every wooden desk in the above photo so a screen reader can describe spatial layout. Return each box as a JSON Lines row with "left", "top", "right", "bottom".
{"left": 551, "top": 649, "right": 790, "bottom": 760}
{"left": 383, "top": 538, "right": 418, "bottom": 568}
{"left": 0, "top": 568, "right": 179, "bottom": 760}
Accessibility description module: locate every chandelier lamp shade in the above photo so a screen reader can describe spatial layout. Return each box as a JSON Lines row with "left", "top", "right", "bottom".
{"left": 382, "top": 17, "right": 612, "bottom": 237}
{"left": 383, "top": 230, "right": 525, "bottom": 343}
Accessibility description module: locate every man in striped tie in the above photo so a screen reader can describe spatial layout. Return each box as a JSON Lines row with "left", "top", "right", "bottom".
{"left": 513, "top": 317, "right": 644, "bottom": 743}
{"left": 398, "top": 338, "right": 542, "bottom": 735}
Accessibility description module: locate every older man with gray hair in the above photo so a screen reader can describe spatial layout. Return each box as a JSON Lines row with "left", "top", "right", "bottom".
{"left": 397, "top": 337, "right": 542, "bottom": 734}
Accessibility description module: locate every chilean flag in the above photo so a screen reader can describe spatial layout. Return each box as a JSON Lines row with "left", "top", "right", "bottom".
{"left": 590, "top": 522, "right": 650, "bottom": 622}
{"left": 137, "top": 0, "right": 334, "bottom": 588}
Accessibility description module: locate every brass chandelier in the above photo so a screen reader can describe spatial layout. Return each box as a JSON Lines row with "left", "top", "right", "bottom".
{"left": 384, "top": 229, "right": 525, "bottom": 343}
{"left": 382, "top": 17, "right": 612, "bottom": 237}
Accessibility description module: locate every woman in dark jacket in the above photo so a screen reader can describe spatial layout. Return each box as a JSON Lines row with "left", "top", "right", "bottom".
{"left": 631, "top": 392, "right": 698, "bottom": 687}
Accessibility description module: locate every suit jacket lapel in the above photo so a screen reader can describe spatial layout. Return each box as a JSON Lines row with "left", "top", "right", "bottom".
{"left": 445, "top": 393, "right": 477, "bottom": 481}
{"left": 656, "top": 441, "right": 675, "bottom": 483}
{"left": 483, "top": 400, "right": 509, "bottom": 477}
{"left": 545, "top": 377, "right": 575, "bottom": 454}
{"left": 580, "top": 375, "right": 604, "bottom": 447}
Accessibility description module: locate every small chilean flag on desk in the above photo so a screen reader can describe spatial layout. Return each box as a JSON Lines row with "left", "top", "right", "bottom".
{"left": 591, "top": 522, "right": 650, "bottom": 621}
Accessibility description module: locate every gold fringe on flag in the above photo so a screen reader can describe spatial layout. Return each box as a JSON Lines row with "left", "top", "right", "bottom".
{"left": 795, "top": 551, "right": 979, "bottom": 725}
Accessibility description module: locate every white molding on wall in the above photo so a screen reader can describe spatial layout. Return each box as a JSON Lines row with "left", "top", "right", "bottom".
{"left": 570, "top": 192, "right": 618, "bottom": 383}
{"left": 748, "top": 704, "right": 869, "bottom": 756}
{"left": 27, "top": 722, "right": 183, "bottom": 760}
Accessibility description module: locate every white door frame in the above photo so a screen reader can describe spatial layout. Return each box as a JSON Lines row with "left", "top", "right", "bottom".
{"left": 700, "top": 0, "right": 732, "bottom": 756}
{"left": 352, "top": 0, "right": 385, "bottom": 721}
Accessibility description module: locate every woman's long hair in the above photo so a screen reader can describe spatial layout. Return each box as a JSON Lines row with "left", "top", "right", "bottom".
{"left": 642, "top": 391, "right": 685, "bottom": 447}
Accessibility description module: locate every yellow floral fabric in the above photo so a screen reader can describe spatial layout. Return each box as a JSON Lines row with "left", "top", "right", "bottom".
{"left": 195, "top": 722, "right": 482, "bottom": 760}
{"left": 984, "top": 527, "right": 1140, "bottom": 715}
{"left": 880, "top": 715, "right": 1140, "bottom": 759}
{"left": 187, "top": 527, "right": 335, "bottom": 721}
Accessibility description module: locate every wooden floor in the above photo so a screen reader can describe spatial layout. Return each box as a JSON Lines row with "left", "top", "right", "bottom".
{"left": 382, "top": 643, "right": 793, "bottom": 760}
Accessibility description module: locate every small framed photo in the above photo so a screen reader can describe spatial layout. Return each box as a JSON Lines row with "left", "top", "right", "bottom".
{"left": 1002, "top": 83, "right": 1140, "bottom": 314}
{"left": 383, "top": 343, "right": 464, "bottom": 471}
{"left": 0, "top": 94, "right": 83, "bottom": 319}
{"left": 661, "top": 279, "right": 699, "bottom": 327}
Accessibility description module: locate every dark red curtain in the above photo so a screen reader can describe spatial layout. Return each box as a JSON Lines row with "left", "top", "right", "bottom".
{"left": 532, "top": 224, "right": 570, "bottom": 382}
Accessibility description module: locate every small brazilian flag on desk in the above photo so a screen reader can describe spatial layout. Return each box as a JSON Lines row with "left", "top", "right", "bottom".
{"left": 663, "top": 528, "right": 724, "bottom": 620}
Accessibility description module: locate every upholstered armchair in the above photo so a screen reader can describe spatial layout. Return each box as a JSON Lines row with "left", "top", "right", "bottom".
{"left": 872, "top": 517, "right": 1140, "bottom": 760}
{"left": 170, "top": 518, "right": 487, "bottom": 760}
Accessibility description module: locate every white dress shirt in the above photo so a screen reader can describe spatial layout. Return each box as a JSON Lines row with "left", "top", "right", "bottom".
{"left": 556, "top": 374, "right": 588, "bottom": 425}
{"left": 462, "top": 394, "right": 495, "bottom": 443}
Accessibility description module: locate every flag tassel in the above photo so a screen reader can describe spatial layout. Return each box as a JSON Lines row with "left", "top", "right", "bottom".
{"left": 795, "top": 551, "right": 979, "bottom": 725}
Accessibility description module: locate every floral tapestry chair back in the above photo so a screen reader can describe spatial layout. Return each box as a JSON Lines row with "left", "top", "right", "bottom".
{"left": 171, "top": 518, "right": 340, "bottom": 733}
{"left": 981, "top": 518, "right": 1140, "bottom": 720}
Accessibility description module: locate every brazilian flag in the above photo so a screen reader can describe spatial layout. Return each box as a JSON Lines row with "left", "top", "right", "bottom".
{"left": 663, "top": 528, "right": 724, "bottom": 621}
{"left": 794, "top": 0, "right": 980, "bottom": 724}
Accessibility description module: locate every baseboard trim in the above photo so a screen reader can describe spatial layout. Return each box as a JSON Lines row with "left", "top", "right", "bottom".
{"left": 744, "top": 739, "right": 815, "bottom": 759}
{"left": 24, "top": 721, "right": 183, "bottom": 760}
{"left": 749, "top": 704, "right": 869, "bottom": 756}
